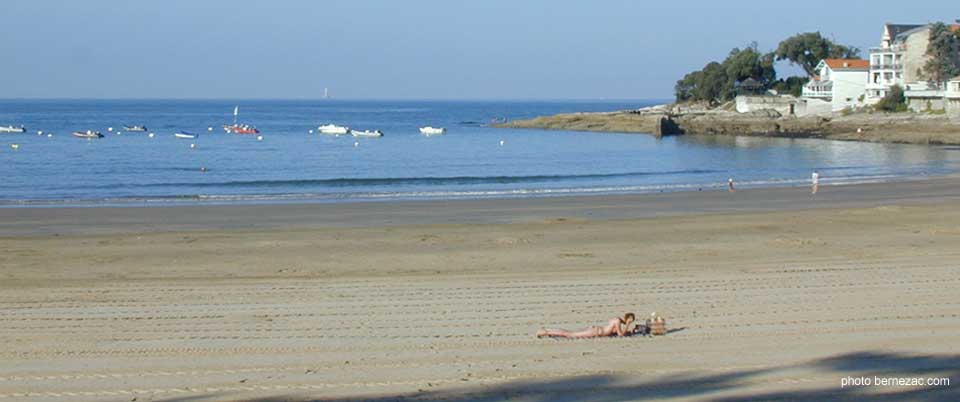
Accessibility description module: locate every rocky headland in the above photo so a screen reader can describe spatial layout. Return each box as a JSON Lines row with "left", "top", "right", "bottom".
{"left": 496, "top": 104, "right": 960, "bottom": 145}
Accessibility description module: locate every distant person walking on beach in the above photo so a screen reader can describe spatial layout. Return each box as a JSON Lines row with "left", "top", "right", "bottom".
{"left": 537, "top": 313, "right": 635, "bottom": 338}
{"left": 811, "top": 170, "right": 820, "bottom": 194}
{"left": 728, "top": 178, "right": 735, "bottom": 192}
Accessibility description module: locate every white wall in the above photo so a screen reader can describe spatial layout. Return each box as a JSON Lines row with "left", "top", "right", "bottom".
{"left": 735, "top": 95, "right": 795, "bottom": 115}
{"left": 830, "top": 69, "right": 868, "bottom": 111}
{"left": 796, "top": 98, "right": 832, "bottom": 117}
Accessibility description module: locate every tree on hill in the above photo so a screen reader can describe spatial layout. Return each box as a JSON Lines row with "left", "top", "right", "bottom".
{"left": 921, "top": 22, "right": 960, "bottom": 86}
{"left": 674, "top": 43, "right": 776, "bottom": 104}
{"left": 770, "top": 76, "right": 810, "bottom": 97}
{"left": 774, "top": 32, "right": 860, "bottom": 77}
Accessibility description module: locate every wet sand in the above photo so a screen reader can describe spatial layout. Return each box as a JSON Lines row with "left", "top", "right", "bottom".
{"left": 1, "top": 179, "right": 959, "bottom": 401}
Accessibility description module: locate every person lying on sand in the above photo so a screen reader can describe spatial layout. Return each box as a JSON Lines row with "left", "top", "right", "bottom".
{"left": 536, "top": 313, "right": 635, "bottom": 338}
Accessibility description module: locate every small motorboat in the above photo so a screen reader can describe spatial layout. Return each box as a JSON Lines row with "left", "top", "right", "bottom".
{"left": 0, "top": 125, "right": 26, "bottom": 133}
{"left": 123, "top": 125, "right": 148, "bottom": 132}
{"left": 174, "top": 131, "right": 198, "bottom": 139}
{"left": 73, "top": 130, "right": 104, "bottom": 139}
{"left": 419, "top": 126, "right": 446, "bottom": 135}
{"left": 350, "top": 129, "right": 383, "bottom": 137}
{"left": 318, "top": 124, "right": 350, "bottom": 135}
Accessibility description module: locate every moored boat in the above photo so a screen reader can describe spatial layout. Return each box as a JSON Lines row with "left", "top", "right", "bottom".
{"left": 419, "top": 126, "right": 446, "bottom": 135}
{"left": 318, "top": 124, "right": 350, "bottom": 135}
{"left": 223, "top": 124, "right": 260, "bottom": 134}
{"left": 350, "top": 129, "right": 383, "bottom": 137}
{"left": 174, "top": 131, "right": 198, "bottom": 139}
{"left": 123, "top": 125, "right": 148, "bottom": 132}
{"left": 73, "top": 130, "right": 104, "bottom": 139}
{"left": 224, "top": 106, "right": 260, "bottom": 134}
{"left": 0, "top": 125, "right": 26, "bottom": 133}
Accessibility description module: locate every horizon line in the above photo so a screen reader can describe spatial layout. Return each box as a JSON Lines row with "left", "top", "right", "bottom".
{"left": 0, "top": 97, "right": 672, "bottom": 103}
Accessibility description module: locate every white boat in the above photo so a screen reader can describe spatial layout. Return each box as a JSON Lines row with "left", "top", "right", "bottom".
{"left": 419, "top": 126, "right": 446, "bottom": 135}
{"left": 318, "top": 124, "right": 350, "bottom": 135}
{"left": 350, "top": 129, "right": 383, "bottom": 137}
{"left": 174, "top": 131, "right": 198, "bottom": 139}
{"left": 72, "top": 130, "right": 103, "bottom": 139}
{"left": 123, "top": 125, "right": 148, "bottom": 132}
{"left": 0, "top": 125, "right": 26, "bottom": 133}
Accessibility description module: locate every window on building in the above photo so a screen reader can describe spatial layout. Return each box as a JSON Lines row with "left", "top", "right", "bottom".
{"left": 884, "top": 72, "right": 893, "bottom": 81}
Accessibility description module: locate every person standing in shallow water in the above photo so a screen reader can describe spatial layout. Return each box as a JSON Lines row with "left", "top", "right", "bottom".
{"left": 811, "top": 170, "right": 820, "bottom": 194}
{"left": 728, "top": 178, "right": 735, "bottom": 192}
{"left": 537, "top": 313, "right": 635, "bottom": 338}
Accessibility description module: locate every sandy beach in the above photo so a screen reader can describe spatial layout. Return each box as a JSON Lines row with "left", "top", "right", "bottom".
{"left": 2, "top": 179, "right": 960, "bottom": 401}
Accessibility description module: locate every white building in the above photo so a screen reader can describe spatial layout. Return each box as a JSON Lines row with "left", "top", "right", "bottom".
{"left": 947, "top": 76, "right": 960, "bottom": 116}
{"left": 866, "top": 22, "right": 960, "bottom": 103}
{"left": 801, "top": 59, "right": 869, "bottom": 111}
{"left": 865, "top": 24, "right": 924, "bottom": 102}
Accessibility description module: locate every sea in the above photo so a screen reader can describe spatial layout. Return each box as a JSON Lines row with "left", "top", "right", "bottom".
{"left": 1, "top": 99, "right": 959, "bottom": 206}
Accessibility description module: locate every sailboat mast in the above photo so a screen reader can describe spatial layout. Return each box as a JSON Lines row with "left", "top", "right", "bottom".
{"left": 233, "top": 106, "right": 238, "bottom": 125}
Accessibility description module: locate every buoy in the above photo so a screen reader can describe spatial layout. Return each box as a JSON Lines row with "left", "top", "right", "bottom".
{"left": 107, "top": 127, "right": 113, "bottom": 132}
{"left": 207, "top": 127, "right": 213, "bottom": 131}
{"left": 257, "top": 135, "right": 263, "bottom": 141}
{"left": 10, "top": 144, "right": 19, "bottom": 150}
{"left": 308, "top": 129, "right": 314, "bottom": 134}
{"left": 190, "top": 143, "right": 196, "bottom": 149}
{"left": 148, "top": 133, "right": 155, "bottom": 138}
{"left": 499, "top": 140, "right": 505, "bottom": 146}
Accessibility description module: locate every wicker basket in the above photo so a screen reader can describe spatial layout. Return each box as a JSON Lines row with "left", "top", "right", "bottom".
{"left": 648, "top": 317, "right": 667, "bottom": 336}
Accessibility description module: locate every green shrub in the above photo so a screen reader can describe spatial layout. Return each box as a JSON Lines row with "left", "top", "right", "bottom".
{"left": 874, "top": 85, "right": 907, "bottom": 112}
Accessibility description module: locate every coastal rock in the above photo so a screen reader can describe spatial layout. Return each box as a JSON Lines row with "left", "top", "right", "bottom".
{"left": 496, "top": 104, "right": 960, "bottom": 145}
{"left": 654, "top": 115, "right": 683, "bottom": 137}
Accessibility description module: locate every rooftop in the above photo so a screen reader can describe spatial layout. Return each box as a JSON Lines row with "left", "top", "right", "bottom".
{"left": 823, "top": 59, "right": 870, "bottom": 70}
{"left": 886, "top": 23, "right": 925, "bottom": 40}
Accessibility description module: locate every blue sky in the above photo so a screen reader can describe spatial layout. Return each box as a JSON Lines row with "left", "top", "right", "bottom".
{"left": 0, "top": 0, "right": 953, "bottom": 99}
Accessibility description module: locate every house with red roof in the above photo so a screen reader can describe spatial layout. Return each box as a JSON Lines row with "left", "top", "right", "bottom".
{"left": 802, "top": 59, "right": 869, "bottom": 111}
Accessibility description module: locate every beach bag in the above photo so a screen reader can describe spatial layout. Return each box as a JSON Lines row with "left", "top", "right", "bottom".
{"left": 648, "top": 314, "right": 667, "bottom": 336}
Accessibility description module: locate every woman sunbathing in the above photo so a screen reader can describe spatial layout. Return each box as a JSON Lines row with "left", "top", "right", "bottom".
{"left": 536, "top": 313, "right": 636, "bottom": 338}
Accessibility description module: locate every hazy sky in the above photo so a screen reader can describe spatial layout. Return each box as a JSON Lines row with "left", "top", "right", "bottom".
{"left": 0, "top": 0, "right": 953, "bottom": 99}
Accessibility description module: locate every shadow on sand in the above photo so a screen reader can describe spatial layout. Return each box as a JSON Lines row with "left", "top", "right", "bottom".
{"left": 159, "top": 351, "right": 959, "bottom": 402}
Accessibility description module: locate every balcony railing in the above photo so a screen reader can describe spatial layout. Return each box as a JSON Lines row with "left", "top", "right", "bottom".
{"left": 869, "top": 45, "right": 906, "bottom": 53}
{"left": 802, "top": 89, "right": 832, "bottom": 98}
{"left": 870, "top": 64, "right": 902, "bottom": 70}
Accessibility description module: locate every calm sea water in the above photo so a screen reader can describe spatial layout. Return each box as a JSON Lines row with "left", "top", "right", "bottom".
{"left": 1, "top": 99, "right": 959, "bottom": 206}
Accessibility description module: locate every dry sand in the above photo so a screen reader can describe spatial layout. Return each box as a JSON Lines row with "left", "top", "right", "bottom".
{"left": 2, "top": 181, "right": 960, "bottom": 401}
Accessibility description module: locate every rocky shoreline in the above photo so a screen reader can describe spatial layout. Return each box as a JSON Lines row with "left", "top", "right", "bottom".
{"left": 496, "top": 104, "right": 960, "bottom": 145}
